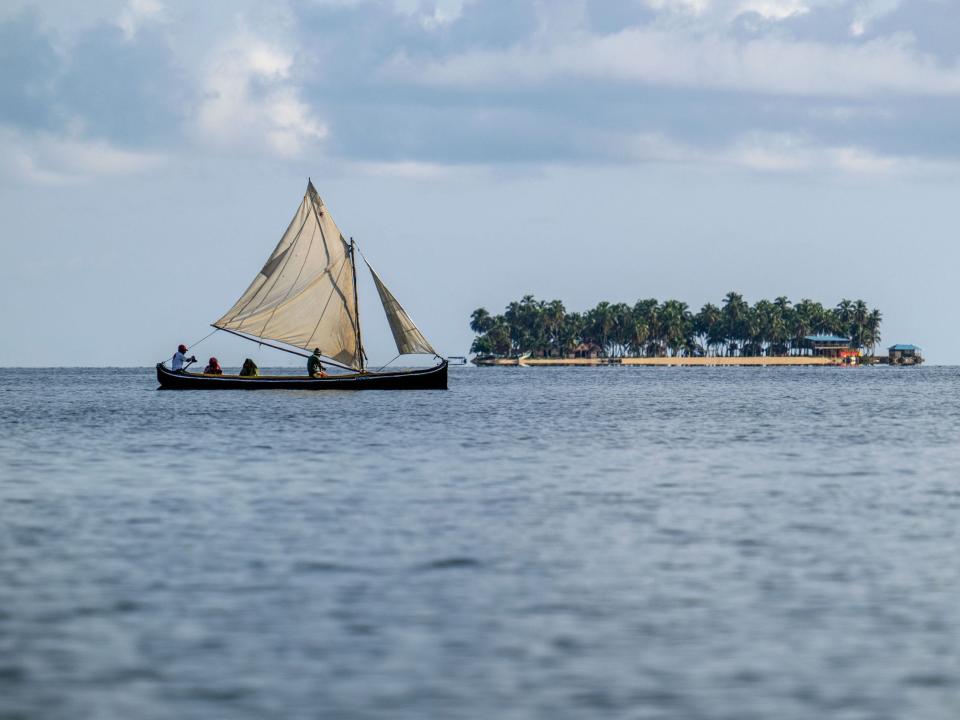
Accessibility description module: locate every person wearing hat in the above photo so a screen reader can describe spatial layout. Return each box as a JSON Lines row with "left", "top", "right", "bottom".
{"left": 307, "top": 348, "right": 327, "bottom": 378}
{"left": 171, "top": 344, "right": 197, "bottom": 372}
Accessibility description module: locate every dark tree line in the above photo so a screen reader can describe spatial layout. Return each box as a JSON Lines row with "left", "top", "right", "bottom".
{"left": 470, "top": 294, "right": 882, "bottom": 358}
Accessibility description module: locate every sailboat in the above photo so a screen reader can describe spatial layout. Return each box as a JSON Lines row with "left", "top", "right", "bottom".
{"left": 156, "top": 181, "right": 447, "bottom": 390}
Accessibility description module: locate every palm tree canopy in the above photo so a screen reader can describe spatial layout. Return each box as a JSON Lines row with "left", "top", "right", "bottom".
{"left": 469, "top": 294, "right": 882, "bottom": 359}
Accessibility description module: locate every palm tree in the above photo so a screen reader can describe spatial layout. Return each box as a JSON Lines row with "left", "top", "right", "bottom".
{"left": 722, "top": 291, "right": 748, "bottom": 356}
{"left": 470, "top": 308, "right": 494, "bottom": 335}
{"left": 487, "top": 319, "right": 511, "bottom": 357}
{"left": 790, "top": 299, "right": 815, "bottom": 355}
{"left": 660, "top": 300, "right": 693, "bottom": 356}
{"left": 850, "top": 299, "right": 869, "bottom": 350}
{"left": 585, "top": 302, "right": 615, "bottom": 357}
{"left": 751, "top": 299, "right": 776, "bottom": 356}
{"left": 543, "top": 300, "right": 566, "bottom": 357}
{"left": 695, "top": 303, "right": 722, "bottom": 356}
{"left": 629, "top": 316, "right": 650, "bottom": 357}
{"left": 559, "top": 312, "right": 585, "bottom": 356}
{"left": 836, "top": 299, "right": 854, "bottom": 333}
{"left": 633, "top": 299, "right": 660, "bottom": 356}
{"left": 608, "top": 303, "right": 634, "bottom": 357}
{"left": 771, "top": 296, "right": 792, "bottom": 355}
{"left": 865, "top": 308, "right": 882, "bottom": 356}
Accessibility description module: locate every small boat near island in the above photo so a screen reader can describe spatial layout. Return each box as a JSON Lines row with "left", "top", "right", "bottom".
{"left": 157, "top": 181, "right": 447, "bottom": 390}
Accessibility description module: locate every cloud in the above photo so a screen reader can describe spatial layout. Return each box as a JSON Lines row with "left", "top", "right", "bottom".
{"left": 0, "top": 126, "right": 165, "bottom": 185}
{"left": 393, "top": 0, "right": 474, "bottom": 28}
{"left": 644, "top": 0, "right": 812, "bottom": 22}
{"left": 849, "top": 0, "right": 900, "bottom": 37}
{"left": 386, "top": 25, "right": 960, "bottom": 98}
{"left": 349, "top": 159, "right": 479, "bottom": 179}
{"left": 618, "top": 128, "right": 934, "bottom": 176}
{"left": 2, "top": 0, "right": 959, "bottom": 180}
{"left": 195, "top": 32, "right": 327, "bottom": 158}
{"left": 722, "top": 131, "right": 956, "bottom": 176}
{"left": 116, "top": 0, "right": 166, "bottom": 40}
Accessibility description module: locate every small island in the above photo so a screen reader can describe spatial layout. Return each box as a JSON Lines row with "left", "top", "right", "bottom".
{"left": 468, "top": 293, "right": 916, "bottom": 366}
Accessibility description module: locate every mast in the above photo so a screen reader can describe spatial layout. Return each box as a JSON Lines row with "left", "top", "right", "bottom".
{"left": 349, "top": 237, "right": 365, "bottom": 371}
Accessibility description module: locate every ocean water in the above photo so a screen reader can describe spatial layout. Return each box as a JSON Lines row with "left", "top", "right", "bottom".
{"left": 2, "top": 366, "right": 959, "bottom": 720}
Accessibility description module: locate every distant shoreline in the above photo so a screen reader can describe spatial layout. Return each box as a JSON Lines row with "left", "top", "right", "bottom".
{"left": 469, "top": 294, "right": 884, "bottom": 363}
{"left": 475, "top": 356, "right": 854, "bottom": 367}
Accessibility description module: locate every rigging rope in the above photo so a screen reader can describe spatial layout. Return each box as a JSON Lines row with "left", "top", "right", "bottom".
{"left": 373, "top": 354, "right": 401, "bottom": 373}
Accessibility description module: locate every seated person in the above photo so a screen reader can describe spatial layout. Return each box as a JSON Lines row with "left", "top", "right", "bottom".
{"left": 203, "top": 357, "right": 223, "bottom": 375}
{"left": 308, "top": 348, "right": 327, "bottom": 378}
{"left": 171, "top": 344, "right": 197, "bottom": 372}
{"left": 239, "top": 358, "right": 259, "bottom": 377}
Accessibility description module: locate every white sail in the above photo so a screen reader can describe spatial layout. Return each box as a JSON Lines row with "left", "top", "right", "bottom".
{"left": 213, "top": 182, "right": 362, "bottom": 368}
{"left": 365, "top": 260, "right": 437, "bottom": 356}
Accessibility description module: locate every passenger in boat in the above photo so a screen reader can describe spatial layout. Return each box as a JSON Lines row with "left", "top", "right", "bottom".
{"left": 308, "top": 348, "right": 327, "bottom": 378}
{"left": 239, "top": 358, "right": 259, "bottom": 377}
{"left": 171, "top": 344, "right": 197, "bottom": 372}
{"left": 203, "top": 357, "right": 223, "bottom": 375}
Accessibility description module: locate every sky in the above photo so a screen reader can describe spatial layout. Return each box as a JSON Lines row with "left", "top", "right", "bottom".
{"left": 1, "top": 0, "right": 959, "bottom": 366}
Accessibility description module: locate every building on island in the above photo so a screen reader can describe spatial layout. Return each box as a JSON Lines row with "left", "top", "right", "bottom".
{"left": 804, "top": 335, "right": 860, "bottom": 363}
{"left": 570, "top": 342, "right": 603, "bottom": 359}
{"left": 888, "top": 344, "right": 923, "bottom": 365}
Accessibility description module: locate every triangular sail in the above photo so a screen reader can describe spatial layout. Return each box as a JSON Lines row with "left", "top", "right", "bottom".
{"left": 365, "top": 260, "right": 437, "bottom": 356}
{"left": 213, "top": 182, "right": 362, "bottom": 368}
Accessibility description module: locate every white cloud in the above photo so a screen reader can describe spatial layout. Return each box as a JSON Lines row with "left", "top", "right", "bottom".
{"left": 195, "top": 33, "right": 326, "bottom": 158}
{"left": 349, "top": 159, "right": 479, "bottom": 179}
{"left": 396, "top": 0, "right": 473, "bottom": 28}
{"left": 612, "top": 128, "right": 949, "bottom": 176}
{"left": 738, "top": 0, "right": 810, "bottom": 19}
{"left": 727, "top": 131, "right": 818, "bottom": 170}
{"left": 849, "top": 0, "right": 901, "bottom": 37}
{"left": 644, "top": 0, "right": 811, "bottom": 22}
{"left": 644, "top": 0, "right": 712, "bottom": 16}
{"left": 306, "top": 0, "right": 473, "bottom": 28}
{"left": 0, "top": 127, "right": 165, "bottom": 185}
{"left": 116, "top": 0, "right": 165, "bottom": 41}
{"left": 387, "top": 26, "right": 960, "bottom": 98}
{"left": 724, "top": 131, "right": 929, "bottom": 174}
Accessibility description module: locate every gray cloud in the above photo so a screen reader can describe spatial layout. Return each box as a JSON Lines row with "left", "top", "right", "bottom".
{"left": 872, "top": 0, "right": 960, "bottom": 62}
{"left": 58, "top": 23, "right": 188, "bottom": 145}
{"left": 3, "top": 0, "right": 960, "bottom": 181}
{"left": 0, "top": 11, "right": 59, "bottom": 129}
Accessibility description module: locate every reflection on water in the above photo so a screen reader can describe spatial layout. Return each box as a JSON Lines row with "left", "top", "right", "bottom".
{"left": 2, "top": 366, "right": 960, "bottom": 719}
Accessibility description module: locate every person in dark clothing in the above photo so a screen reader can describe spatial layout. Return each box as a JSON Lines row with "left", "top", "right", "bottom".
{"left": 239, "top": 358, "right": 259, "bottom": 377}
{"left": 308, "top": 348, "right": 326, "bottom": 378}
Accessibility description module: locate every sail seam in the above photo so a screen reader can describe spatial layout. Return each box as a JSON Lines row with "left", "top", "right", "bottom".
{"left": 257, "top": 209, "right": 320, "bottom": 340}
{"left": 306, "top": 192, "right": 359, "bottom": 356}
{"left": 216, "top": 254, "right": 351, "bottom": 328}
{"left": 229, "top": 202, "right": 312, "bottom": 331}
{"left": 304, "top": 256, "right": 353, "bottom": 362}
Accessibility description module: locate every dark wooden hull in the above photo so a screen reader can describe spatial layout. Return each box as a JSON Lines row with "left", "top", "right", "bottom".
{"left": 157, "top": 361, "right": 448, "bottom": 390}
